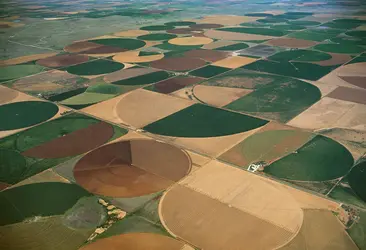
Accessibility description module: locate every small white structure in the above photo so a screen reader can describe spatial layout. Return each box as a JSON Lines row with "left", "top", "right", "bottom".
{"left": 247, "top": 161, "right": 267, "bottom": 172}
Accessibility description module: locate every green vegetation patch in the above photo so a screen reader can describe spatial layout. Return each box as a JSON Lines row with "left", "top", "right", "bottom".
{"left": 189, "top": 65, "right": 230, "bottom": 78}
{"left": 331, "top": 37, "right": 366, "bottom": 46}
{"left": 0, "top": 101, "right": 59, "bottom": 131}
{"left": 154, "top": 42, "right": 202, "bottom": 51}
{"left": 0, "top": 149, "right": 27, "bottom": 184}
{"left": 0, "top": 64, "right": 47, "bottom": 82}
{"left": 288, "top": 30, "right": 340, "bottom": 42}
{"left": 140, "top": 25, "right": 174, "bottom": 31}
{"left": 287, "top": 20, "right": 321, "bottom": 26}
{"left": 225, "top": 78, "right": 321, "bottom": 122}
{"left": 219, "top": 27, "right": 288, "bottom": 37}
{"left": 348, "top": 161, "right": 366, "bottom": 202}
{"left": 264, "top": 135, "right": 354, "bottom": 181}
{"left": 215, "top": 43, "right": 249, "bottom": 51}
{"left": 63, "top": 196, "right": 106, "bottom": 230}
{"left": 66, "top": 60, "right": 125, "bottom": 76}
{"left": 48, "top": 87, "right": 88, "bottom": 102}
{"left": 165, "top": 21, "right": 196, "bottom": 26}
{"left": 348, "top": 211, "right": 366, "bottom": 249}
{"left": 323, "top": 19, "right": 366, "bottom": 29}
{"left": 258, "top": 17, "right": 287, "bottom": 23}
{"left": 346, "top": 30, "right": 366, "bottom": 38}
{"left": 328, "top": 183, "right": 366, "bottom": 209}
{"left": 91, "top": 38, "right": 146, "bottom": 50}
{"left": 243, "top": 59, "right": 335, "bottom": 80}
{"left": 268, "top": 49, "right": 332, "bottom": 62}
{"left": 137, "top": 33, "right": 177, "bottom": 41}
{"left": 0, "top": 182, "right": 92, "bottom": 226}
{"left": 314, "top": 43, "right": 365, "bottom": 54}
{"left": 111, "top": 71, "right": 171, "bottom": 86}
{"left": 271, "top": 24, "right": 306, "bottom": 31}
{"left": 143, "top": 103, "right": 268, "bottom": 138}
{"left": 245, "top": 13, "right": 273, "bottom": 17}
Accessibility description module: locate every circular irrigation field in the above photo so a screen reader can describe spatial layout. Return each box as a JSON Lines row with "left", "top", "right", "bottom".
{"left": 0, "top": 101, "right": 59, "bottom": 131}
{"left": 73, "top": 139, "right": 191, "bottom": 198}
{"left": 348, "top": 161, "right": 366, "bottom": 202}
{"left": 66, "top": 60, "right": 125, "bottom": 76}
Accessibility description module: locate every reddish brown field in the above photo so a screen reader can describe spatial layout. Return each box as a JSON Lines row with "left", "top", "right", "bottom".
{"left": 151, "top": 76, "right": 203, "bottom": 94}
{"left": 150, "top": 57, "right": 206, "bottom": 71}
{"left": 184, "top": 49, "right": 229, "bottom": 62}
{"left": 22, "top": 122, "right": 114, "bottom": 159}
{"left": 37, "top": 54, "right": 89, "bottom": 68}
{"left": 64, "top": 41, "right": 103, "bottom": 53}
{"left": 339, "top": 76, "right": 366, "bottom": 89}
{"left": 327, "top": 86, "right": 366, "bottom": 105}
{"left": 267, "top": 38, "right": 317, "bottom": 48}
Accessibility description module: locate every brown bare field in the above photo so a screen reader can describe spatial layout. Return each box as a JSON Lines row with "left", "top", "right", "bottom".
{"left": 114, "top": 30, "right": 149, "bottom": 37}
{"left": 160, "top": 184, "right": 297, "bottom": 250}
{"left": 0, "top": 85, "right": 19, "bottom": 104}
{"left": 74, "top": 140, "right": 190, "bottom": 197}
{"left": 0, "top": 181, "right": 10, "bottom": 191}
{"left": 192, "top": 15, "right": 259, "bottom": 25}
{"left": 115, "top": 89, "right": 193, "bottom": 128}
{"left": 281, "top": 209, "right": 358, "bottom": 250}
{"left": 0, "top": 53, "right": 58, "bottom": 66}
{"left": 82, "top": 45, "right": 127, "bottom": 57}
{"left": 80, "top": 233, "right": 191, "bottom": 250}
{"left": 202, "top": 40, "right": 237, "bottom": 49}
{"left": 190, "top": 23, "right": 223, "bottom": 29}
{"left": 64, "top": 41, "right": 103, "bottom": 53}
{"left": 150, "top": 57, "right": 206, "bottom": 71}
{"left": 267, "top": 38, "right": 317, "bottom": 48}
{"left": 168, "top": 37, "right": 213, "bottom": 46}
{"left": 13, "top": 169, "right": 69, "bottom": 188}
{"left": 287, "top": 97, "right": 356, "bottom": 130}
{"left": 22, "top": 122, "right": 114, "bottom": 159}
{"left": 339, "top": 76, "right": 366, "bottom": 89}
{"left": 172, "top": 127, "right": 261, "bottom": 157}
{"left": 103, "top": 67, "right": 158, "bottom": 83}
{"left": 36, "top": 54, "right": 89, "bottom": 68}
{"left": 113, "top": 51, "right": 163, "bottom": 63}
{"left": 180, "top": 160, "right": 303, "bottom": 233}
{"left": 204, "top": 29, "right": 274, "bottom": 41}
{"left": 15, "top": 82, "right": 64, "bottom": 92}
{"left": 184, "top": 49, "right": 229, "bottom": 62}
{"left": 151, "top": 76, "right": 203, "bottom": 94}
{"left": 212, "top": 56, "right": 257, "bottom": 68}
{"left": 327, "top": 86, "right": 366, "bottom": 105}
{"left": 193, "top": 85, "right": 251, "bottom": 107}
{"left": 167, "top": 27, "right": 203, "bottom": 34}
{"left": 338, "top": 62, "right": 366, "bottom": 77}
{"left": 219, "top": 129, "right": 313, "bottom": 167}
{"left": 311, "top": 53, "right": 351, "bottom": 66}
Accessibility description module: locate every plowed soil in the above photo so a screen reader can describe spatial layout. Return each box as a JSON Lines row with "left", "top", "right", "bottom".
{"left": 150, "top": 57, "right": 206, "bottom": 71}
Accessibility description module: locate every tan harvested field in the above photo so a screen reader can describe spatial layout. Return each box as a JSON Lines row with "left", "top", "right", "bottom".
{"left": 74, "top": 139, "right": 190, "bottom": 197}
{"left": 193, "top": 85, "right": 251, "bottom": 107}
{"left": 172, "top": 127, "right": 262, "bottom": 157}
{"left": 0, "top": 216, "right": 93, "bottom": 250}
{"left": 334, "top": 103, "right": 366, "bottom": 131}
{"left": 167, "top": 27, "right": 203, "bottom": 34}
{"left": 287, "top": 97, "right": 357, "bottom": 130}
{"left": 186, "top": 150, "right": 211, "bottom": 167}
{"left": 103, "top": 67, "right": 158, "bottom": 83}
{"left": 337, "top": 62, "right": 366, "bottom": 76}
{"left": 168, "top": 37, "right": 213, "bottom": 46}
{"left": 64, "top": 41, "right": 103, "bottom": 53}
{"left": 114, "top": 29, "right": 149, "bottom": 37}
{"left": 266, "top": 38, "right": 317, "bottom": 48}
{"left": 327, "top": 86, "right": 366, "bottom": 105}
{"left": 281, "top": 209, "right": 358, "bottom": 250}
{"left": 202, "top": 40, "right": 237, "bottom": 49}
{"left": 0, "top": 85, "right": 19, "bottom": 104}
{"left": 212, "top": 56, "right": 257, "bottom": 68}
{"left": 180, "top": 161, "right": 303, "bottom": 233}
{"left": 204, "top": 29, "right": 274, "bottom": 41}
{"left": 184, "top": 49, "right": 229, "bottom": 62}
{"left": 14, "top": 81, "right": 63, "bottom": 92}
{"left": 192, "top": 15, "right": 260, "bottom": 25}
{"left": 311, "top": 53, "right": 352, "bottom": 66}
{"left": 13, "top": 169, "right": 69, "bottom": 188}
{"left": 160, "top": 184, "right": 298, "bottom": 250}
{"left": 80, "top": 233, "right": 192, "bottom": 250}
{"left": 22, "top": 122, "right": 114, "bottom": 158}
{"left": 115, "top": 89, "right": 193, "bottom": 128}
{"left": 36, "top": 54, "right": 89, "bottom": 68}
{"left": 0, "top": 53, "right": 58, "bottom": 66}
{"left": 113, "top": 51, "right": 163, "bottom": 63}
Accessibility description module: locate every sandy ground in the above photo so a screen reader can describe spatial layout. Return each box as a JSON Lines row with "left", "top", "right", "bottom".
{"left": 103, "top": 67, "right": 158, "bottom": 83}
{"left": 114, "top": 30, "right": 149, "bottom": 37}
{"left": 12, "top": 169, "right": 69, "bottom": 188}
{"left": 168, "top": 37, "right": 213, "bottom": 46}
{"left": 191, "top": 15, "right": 260, "bottom": 25}
{"left": 193, "top": 85, "right": 251, "bottom": 107}
{"left": 204, "top": 29, "right": 274, "bottom": 41}
{"left": 281, "top": 209, "right": 358, "bottom": 250}
{"left": 212, "top": 56, "right": 257, "bottom": 68}
{"left": 180, "top": 160, "right": 303, "bottom": 233}
{"left": 0, "top": 85, "right": 20, "bottom": 104}
{"left": 0, "top": 53, "right": 58, "bottom": 66}
{"left": 334, "top": 103, "right": 366, "bottom": 131}
{"left": 287, "top": 97, "right": 363, "bottom": 131}
{"left": 113, "top": 51, "right": 164, "bottom": 63}
{"left": 266, "top": 38, "right": 318, "bottom": 48}
{"left": 327, "top": 86, "right": 366, "bottom": 105}
{"left": 160, "top": 184, "right": 298, "bottom": 250}
{"left": 80, "top": 233, "right": 191, "bottom": 250}
{"left": 0, "top": 88, "right": 68, "bottom": 139}
{"left": 202, "top": 40, "right": 237, "bottom": 49}
{"left": 115, "top": 89, "right": 193, "bottom": 128}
